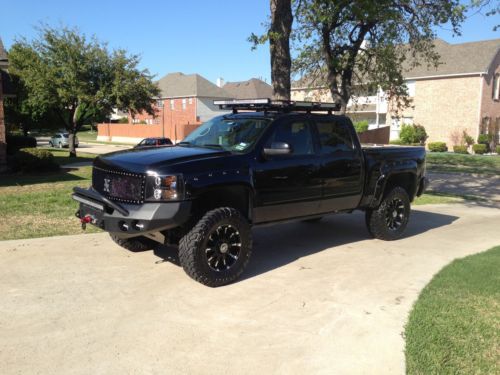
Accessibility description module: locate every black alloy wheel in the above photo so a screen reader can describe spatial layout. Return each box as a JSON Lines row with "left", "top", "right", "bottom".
{"left": 365, "top": 187, "right": 410, "bottom": 241}
{"left": 205, "top": 224, "right": 242, "bottom": 272}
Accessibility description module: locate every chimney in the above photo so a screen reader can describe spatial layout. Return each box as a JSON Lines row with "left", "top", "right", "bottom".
{"left": 216, "top": 77, "right": 225, "bottom": 88}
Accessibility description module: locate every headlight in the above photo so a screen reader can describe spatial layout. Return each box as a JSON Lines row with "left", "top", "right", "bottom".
{"left": 145, "top": 172, "right": 184, "bottom": 201}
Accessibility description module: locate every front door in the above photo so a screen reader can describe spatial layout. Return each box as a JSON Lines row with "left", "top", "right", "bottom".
{"left": 253, "top": 117, "right": 322, "bottom": 223}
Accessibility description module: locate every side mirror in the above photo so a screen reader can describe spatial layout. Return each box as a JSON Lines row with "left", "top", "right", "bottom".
{"left": 263, "top": 142, "right": 292, "bottom": 156}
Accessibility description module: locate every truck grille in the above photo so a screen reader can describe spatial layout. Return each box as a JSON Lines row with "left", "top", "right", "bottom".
{"left": 92, "top": 166, "right": 145, "bottom": 204}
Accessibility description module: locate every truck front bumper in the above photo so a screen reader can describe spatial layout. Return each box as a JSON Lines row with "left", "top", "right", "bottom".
{"left": 72, "top": 187, "right": 191, "bottom": 237}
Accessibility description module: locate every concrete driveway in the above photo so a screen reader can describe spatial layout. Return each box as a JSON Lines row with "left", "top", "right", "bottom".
{"left": 1, "top": 203, "right": 499, "bottom": 375}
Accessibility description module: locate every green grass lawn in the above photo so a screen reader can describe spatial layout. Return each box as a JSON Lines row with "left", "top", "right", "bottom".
{"left": 426, "top": 152, "right": 500, "bottom": 175}
{"left": 46, "top": 149, "right": 96, "bottom": 165}
{"left": 405, "top": 246, "right": 500, "bottom": 374}
{"left": 413, "top": 191, "right": 486, "bottom": 205}
{"left": 0, "top": 166, "right": 101, "bottom": 240}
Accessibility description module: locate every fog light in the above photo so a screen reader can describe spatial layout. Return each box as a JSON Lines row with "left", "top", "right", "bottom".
{"left": 154, "top": 189, "right": 162, "bottom": 200}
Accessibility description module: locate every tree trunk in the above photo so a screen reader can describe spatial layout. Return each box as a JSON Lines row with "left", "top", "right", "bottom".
{"left": 68, "top": 106, "right": 79, "bottom": 157}
{"left": 270, "top": 0, "right": 293, "bottom": 100}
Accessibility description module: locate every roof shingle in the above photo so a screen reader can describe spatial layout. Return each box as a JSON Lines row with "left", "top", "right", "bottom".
{"left": 404, "top": 38, "right": 500, "bottom": 78}
{"left": 223, "top": 78, "right": 273, "bottom": 99}
{"left": 156, "top": 72, "right": 232, "bottom": 98}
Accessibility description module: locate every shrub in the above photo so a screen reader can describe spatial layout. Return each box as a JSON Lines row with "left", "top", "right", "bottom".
{"left": 390, "top": 139, "right": 404, "bottom": 145}
{"left": 6, "top": 134, "right": 37, "bottom": 155}
{"left": 477, "top": 133, "right": 492, "bottom": 145}
{"left": 496, "top": 145, "right": 500, "bottom": 155}
{"left": 428, "top": 142, "right": 448, "bottom": 152}
{"left": 462, "top": 130, "right": 474, "bottom": 147}
{"left": 117, "top": 117, "right": 129, "bottom": 124}
{"left": 453, "top": 145, "right": 468, "bottom": 154}
{"left": 14, "top": 148, "right": 59, "bottom": 172}
{"left": 472, "top": 144, "right": 487, "bottom": 155}
{"left": 477, "top": 133, "right": 493, "bottom": 152}
{"left": 400, "top": 124, "right": 428, "bottom": 145}
{"left": 353, "top": 120, "right": 369, "bottom": 134}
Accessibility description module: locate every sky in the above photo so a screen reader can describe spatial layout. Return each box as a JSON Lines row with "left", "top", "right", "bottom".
{"left": 0, "top": 0, "right": 498, "bottom": 85}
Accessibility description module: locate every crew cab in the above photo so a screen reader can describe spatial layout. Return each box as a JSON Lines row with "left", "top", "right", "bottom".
{"left": 72, "top": 99, "right": 427, "bottom": 287}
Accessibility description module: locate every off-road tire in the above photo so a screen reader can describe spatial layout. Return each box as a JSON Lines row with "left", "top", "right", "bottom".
{"left": 109, "top": 233, "right": 157, "bottom": 252}
{"left": 365, "top": 187, "right": 410, "bottom": 241}
{"left": 178, "top": 207, "right": 252, "bottom": 287}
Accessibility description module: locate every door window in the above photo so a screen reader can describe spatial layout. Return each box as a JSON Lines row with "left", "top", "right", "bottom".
{"left": 315, "top": 120, "right": 354, "bottom": 153}
{"left": 265, "top": 121, "right": 314, "bottom": 155}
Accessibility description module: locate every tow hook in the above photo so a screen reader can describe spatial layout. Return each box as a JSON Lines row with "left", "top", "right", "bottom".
{"left": 80, "top": 215, "right": 93, "bottom": 230}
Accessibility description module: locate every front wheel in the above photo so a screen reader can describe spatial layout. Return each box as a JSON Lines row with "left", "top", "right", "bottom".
{"left": 178, "top": 207, "right": 252, "bottom": 287}
{"left": 365, "top": 187, "right": 410, "bottom": 241}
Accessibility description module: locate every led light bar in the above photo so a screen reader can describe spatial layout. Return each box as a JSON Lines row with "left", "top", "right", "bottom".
{"left": 214, "top": 98, "right": 341, "bottom": 113}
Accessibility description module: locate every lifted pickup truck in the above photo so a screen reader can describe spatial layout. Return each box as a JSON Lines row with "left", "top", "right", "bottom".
{"left": 73, "top": 99, "right": 427, "bottom": 287}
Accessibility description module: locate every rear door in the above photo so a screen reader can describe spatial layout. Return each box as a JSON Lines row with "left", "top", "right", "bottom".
{"left": 253, "top": 116, "right": 323, "bottom": 222}
{"left": 313, "top": 117, "right": 364, "bottom": 212}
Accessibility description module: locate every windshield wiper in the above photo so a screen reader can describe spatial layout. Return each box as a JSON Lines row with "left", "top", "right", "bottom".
{"left": 200, "top": 143, "right": 224, "bottom": 149}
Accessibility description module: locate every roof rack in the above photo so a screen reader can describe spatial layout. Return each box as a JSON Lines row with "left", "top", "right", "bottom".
{"left": 213, "top": 98, "right": 341, "bottom": 114}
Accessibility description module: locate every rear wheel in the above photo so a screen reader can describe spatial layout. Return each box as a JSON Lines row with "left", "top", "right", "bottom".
{"left": 49, "top": 141, "right": 53, "bottom": 147}
{"left": 178, "top": 207, "right": 252, "bottom": 287}
{"left": 109, "top": 233, "right": 157, "bottom": 252}
{"left": 365, "top": 187, "right": 410, "bottom": 241}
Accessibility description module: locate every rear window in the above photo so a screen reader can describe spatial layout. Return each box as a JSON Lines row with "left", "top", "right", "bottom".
{"left": 315, "top": 120, "right": 354, "bottom": 153}
{"left": 62, "top": 133, "right": 69, "bottom": 138}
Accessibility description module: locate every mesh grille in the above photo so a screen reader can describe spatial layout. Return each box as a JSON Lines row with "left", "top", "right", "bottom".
{"left": 92, "top": 166, "right": 145, "bottom": 204}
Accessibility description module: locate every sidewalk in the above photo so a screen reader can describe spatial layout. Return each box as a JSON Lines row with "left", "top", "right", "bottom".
{"left": 427, "top": 171, "right": 500, "bottom": 203}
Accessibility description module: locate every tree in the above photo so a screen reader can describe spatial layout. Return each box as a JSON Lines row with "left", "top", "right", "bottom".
{"left": 250, "top": 0, "right": 293, "bottom": 100}
{"left": 292, "top": 0, "right": 466, "bottom": 113}
{"left": 270, "top": 0, "right": 293, "bottom": 100}
{"left": 7, "top": 26, "right": 159, "bottom": 157}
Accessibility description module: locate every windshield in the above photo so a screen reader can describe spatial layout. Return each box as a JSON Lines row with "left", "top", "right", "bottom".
{"left": 181, "top": 116, "right": 271, "bottom": 152}
{"left": 62, "top": 133, "right": 69, "bottom": 138}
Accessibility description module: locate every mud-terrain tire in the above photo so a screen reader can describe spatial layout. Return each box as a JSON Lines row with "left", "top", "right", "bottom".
{"left": 109, "top": 234, "right": 157, "bottom": 252}
{"left": 365, "top": 187, "right": 411, "bottom": 241}
{"left": 178, "top": 207, "right": 252, "bottom": 287}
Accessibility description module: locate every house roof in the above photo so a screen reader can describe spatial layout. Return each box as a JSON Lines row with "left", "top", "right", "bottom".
{"left": 404, "top": 38, "right": 500, "bottom": 79}
{"left": 223, "top": 78, "right": 273, "bottom": 99}
{"left": 292, "top": 38, "right": 500, "bottom": 88}
{"left": 156, "top": 72, "right": 232, "bottom": 98}
{"left": 0, "top": 37, "right": 8, "bottom": 65}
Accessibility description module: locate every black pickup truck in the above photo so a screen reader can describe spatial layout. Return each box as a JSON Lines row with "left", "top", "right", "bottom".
{"left": 73, "top": 99, "right": 427, "bottom": 287}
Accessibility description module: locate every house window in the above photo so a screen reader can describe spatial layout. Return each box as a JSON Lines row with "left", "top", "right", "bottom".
{"left": 182, "top": 98, "right": 187, "bottom": 110}
{"left": 188, "top": 97, "right": 192, "bottom": 105}
{"left": 170, "top": 99, "right": 175, "bottom": 110}
{"left": 493, "top": 74, "right": 500, "bottom": 101}
{"left": 156, "top": 99, "right": 164, "bottom": 108}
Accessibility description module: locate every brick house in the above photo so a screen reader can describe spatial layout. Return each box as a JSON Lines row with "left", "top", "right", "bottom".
{"left": 291, "top": 38, "right": 500, "bottom": 148}
{"left": 98, "top": 72, "right": 232, "bottom": 143}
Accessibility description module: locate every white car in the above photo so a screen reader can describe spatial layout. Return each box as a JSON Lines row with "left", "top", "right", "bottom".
{"left": 49, "top": 133, "right": 79, "bottom": 148}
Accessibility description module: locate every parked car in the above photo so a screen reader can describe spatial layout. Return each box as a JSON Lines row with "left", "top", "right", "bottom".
{"left": 134, "top": 137, "right": 173, "bottom": 148}
{"left": 72, "top": 99, "right": 427, "bottom": 287}
{"left": 49, "top": 133, "right": 79, "bottom": 148}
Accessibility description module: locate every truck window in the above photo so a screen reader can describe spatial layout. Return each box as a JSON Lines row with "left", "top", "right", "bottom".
{"left": 316, "top": 120, "right": 354, "bottom": 153}
{"left": 265, "top": 121, "right": 314, "bottom": 155}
